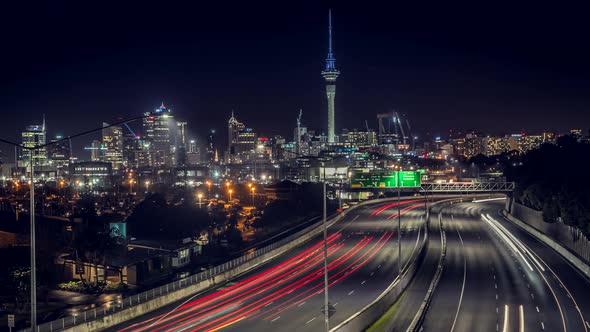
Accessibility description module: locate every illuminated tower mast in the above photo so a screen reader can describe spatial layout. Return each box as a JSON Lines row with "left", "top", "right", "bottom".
{"left": 321, "top": 9, "right": 340, "bottom": 143}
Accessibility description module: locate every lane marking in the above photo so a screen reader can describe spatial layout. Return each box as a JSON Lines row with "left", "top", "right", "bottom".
{"left": 536, "top": 306, "right": 539, "bottom": 313}
{"left": 264, "top": 302, "right": 274, "bottom": 307}
{"left": 348, "top": 290, "right": 355, "bottom": 296}
{"left": 450, "top": 228, "right": 467, "bottom": 332}
{"left": 490, "top": 214, "right": 573, "bottom": 332}
{"left": 271, "top": 316, "right": 281, "bottom": 322}
{"left": 503, "top": 304, "right": 510, "bottom": 332}
{"left": 361, "top": 280, "right": 366, "bottom": 285}
{"left": 305, "top": 317, "right": 316, "bottom": 325}
{"left": 541, "top": 322, "right": 545, "bottom": 330}
{"left": 297, "top": 301, "right": 306, "bottom": 307}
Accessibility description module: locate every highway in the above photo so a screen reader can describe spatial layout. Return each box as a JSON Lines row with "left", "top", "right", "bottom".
{"left": 110, "top": 199, "right": 428, "bottom": 332}
{"left": 421, "top": 199, "right": 590, "bottom": 332}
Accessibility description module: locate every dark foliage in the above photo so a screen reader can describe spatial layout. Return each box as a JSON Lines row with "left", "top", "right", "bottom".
{"left": 509, "top": 136, "right": 590, "bottom": 235}
{"left": 126, "top": 192, "right": 210, "bottom": 240}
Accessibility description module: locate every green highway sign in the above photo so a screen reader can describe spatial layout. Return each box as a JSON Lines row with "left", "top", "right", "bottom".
{"left": 398, "top": 171, "right": 421, "bottom": 187}
{"left": 351, "top": 171, "right": 421, "bottom": 188}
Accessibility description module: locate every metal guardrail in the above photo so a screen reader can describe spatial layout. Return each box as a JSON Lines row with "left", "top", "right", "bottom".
{"left": 421, "top": 182, "right": 514, "bottom": 192}
{"left": 26, "top": 211, "right": 345, "bottom": 332}
{"left": 26, "top": 197, "right": 416, "bottom": 332}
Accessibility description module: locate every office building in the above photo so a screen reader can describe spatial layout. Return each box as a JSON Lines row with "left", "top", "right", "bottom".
{"left": 21, "top": 123, "right": 48, "bottom": 168}
{"left": 102, "top": 122, "right": 124, "bottom": 170}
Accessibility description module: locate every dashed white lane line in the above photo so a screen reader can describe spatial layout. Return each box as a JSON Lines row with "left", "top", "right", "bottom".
{"left": 361, "top": 280, "right": 366, "bottom": 285}
{"left": 536, "top": 306, "right": 540, "bottom": 313}
{"left": 297, "top": 301, "right": 306, "bottom": 307}
{"left": 377, "top": 264, "right": 381, "bottom": 269}
{"left": 305, "top": 317, "right": 316, "bottom": 325}
{"left": 264, "top": 302, "right": 274, "bottom": 307}
{"left": 271, "top": 316, "right": 281, "bottom": 322}
{"left": 348, "top": 290, "right": 355, "bottom": 296}
{"left": 541, "top": 322, "right": 545, "bottom": 330}
{"left": 370, "top": 272, "right": 374, "bottom": 276}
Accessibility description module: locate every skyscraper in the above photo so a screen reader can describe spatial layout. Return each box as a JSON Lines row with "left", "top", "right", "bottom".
{"left": 227, "top": 112, "right": 256, "bottom": 164}
{"left": 321, "top": 9, "right": 340, "bottom": 143}
{"left": 227, "top": 111, "right": 245, "bottom": 163}
{"left": 206, "top": 129, "right": 216, "bottom": 163}
{"left": 187, "top": 139, "right": 200, "bottom": 165}
{"left": 177, "top": 121, "right": 188, "bottom": 147}
{"left": 21, "top": 123, "right": 47, "bottom": 168}
{"left": 142, "top": 103, "right": 174, "bottom": 167}
{"left": 102, "top": 122, "right": 124, "bottom": 170}
{"left": 47, "top": 135, "right": 71, "bottom": 177}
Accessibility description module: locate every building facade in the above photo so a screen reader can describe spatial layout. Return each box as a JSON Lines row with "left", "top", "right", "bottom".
{"left": 21, "top": 124, "right": 48, "bottom": 168}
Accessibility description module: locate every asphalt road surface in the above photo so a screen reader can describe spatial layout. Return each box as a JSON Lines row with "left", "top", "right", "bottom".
{"left": 110, "top": 198, "right": 427, "bottom": 332}
{"left": 422, "top": 199, "right": 590, "bottom": 332}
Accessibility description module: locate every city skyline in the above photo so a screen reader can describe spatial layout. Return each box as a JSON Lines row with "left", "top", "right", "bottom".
{"left": 2, "top": 2, "right": 590, "bottom": 148}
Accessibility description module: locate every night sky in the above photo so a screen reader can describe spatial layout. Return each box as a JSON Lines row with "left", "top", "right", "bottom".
{"left": 2, "top": 1, "right": 590, "bottom": 157}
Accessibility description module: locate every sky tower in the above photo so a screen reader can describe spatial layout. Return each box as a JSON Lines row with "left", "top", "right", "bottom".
{"left": 321, "top": 9, "right": 340, "bottom": 143}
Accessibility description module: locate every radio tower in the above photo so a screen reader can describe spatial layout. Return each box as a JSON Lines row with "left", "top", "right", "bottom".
{"left": 321, "top": 9, "right": 340, "bottom": 143}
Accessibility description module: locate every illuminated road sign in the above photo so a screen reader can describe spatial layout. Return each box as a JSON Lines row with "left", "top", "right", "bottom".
{"left": 350, "top": 171, "right": 421, "bottom": 188}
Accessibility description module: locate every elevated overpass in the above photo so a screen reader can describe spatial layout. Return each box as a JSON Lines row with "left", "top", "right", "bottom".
{"left": 346, "top": 182, "right": 514, "bottom": 194}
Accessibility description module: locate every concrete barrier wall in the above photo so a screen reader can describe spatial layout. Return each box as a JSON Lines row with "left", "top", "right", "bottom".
{"left": 332, "top": 197, "right": 467, "bottom": 332}
{"left": 54, "top": 197, "right": 407, "bottom": 332}
{"left": 502, "top": 209, "right": 590, "bottom": 280}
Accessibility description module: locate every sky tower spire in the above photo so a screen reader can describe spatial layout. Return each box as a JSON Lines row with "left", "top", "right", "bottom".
{"left": 321, "top": 9, "right": 340, "bottom": 143}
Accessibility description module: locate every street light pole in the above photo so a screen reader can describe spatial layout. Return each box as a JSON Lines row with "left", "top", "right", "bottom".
{"left": 322, "top": 178, "right": 329, "bottom": 332}
{"left": 0, "top": 112, "right": 157, "bottom": 332}
{"left": 398, "top": 185, "right": 402, "bottom": 277}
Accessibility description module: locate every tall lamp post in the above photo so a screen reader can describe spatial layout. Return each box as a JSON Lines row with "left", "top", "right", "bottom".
{"left": 0, "top": 113, "right": 156, "bottom": 331}
{"left": 320, "top": 162, "right": 330, "bottom": 332}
